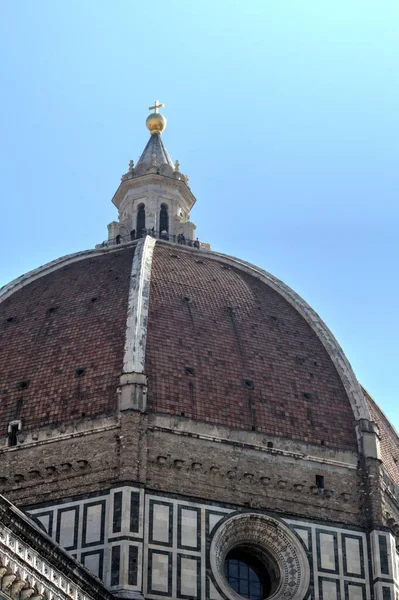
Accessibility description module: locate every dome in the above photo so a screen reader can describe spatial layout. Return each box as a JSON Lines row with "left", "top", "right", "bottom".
{"left": 2, "top": 106, "right": 397, "bottom": 600}
{"left": 0, "top": 239, "right": 377, "bottom": 453}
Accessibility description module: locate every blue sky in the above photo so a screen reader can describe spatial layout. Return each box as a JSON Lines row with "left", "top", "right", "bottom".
{"left": 1, "top": 1, "right": 398, "bottom": 426}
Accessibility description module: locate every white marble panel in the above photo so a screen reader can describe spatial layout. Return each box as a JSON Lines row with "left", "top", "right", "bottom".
{"left": 209, "top": 579, "right": 223, "bottom": 600}
{"left": 152, "top": 504, "right": 170, "bottom": 544}
{"left": 321, "top": 579, "right": 338, "bottom": 600}
{"left": 320, "top": 533, "right": 336, "bottom": 571}
{"left": 347, "top": 584, "right": 364, "bottom": 600}
{"left": 180, "top": 557, "right": 198, "bottom": 597}
{"left": 294, "top": 528, "right": 309, "bottom": 549}
{"left": 208, "top": 513, "right": 223, "bottom": 533}
{"left": 151, "top": 553, "right": 169, "bottom": 592}
{"left": 85, "top": 504, "right": 102, "bottom": 544}
{"left": 345, "top": 537, "right": 361, "bottom": 575}
{"left": 59, "top": 509, "right": 76, "bottom": 548}
{"left": 181, "top": 509, "right": 197, "bottom": 548}
{"left": 390, "top": 537, "right": 398, "bottom": 582}
{"left": 36, "top": 514, "right": 51, "bottom": 534}
{"left": 83, "top": 553, "right": 100, "bottom": 577}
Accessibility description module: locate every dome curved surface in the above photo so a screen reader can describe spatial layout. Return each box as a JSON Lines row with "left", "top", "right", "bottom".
{"left": 145, "top": 244, "right": 359, "bottom": 450}
{"left": 363, "top": 387, "right": 399, "bottom": 485}
{"left": 0, "top": 239, "right": 369, "bottom": 453}
{"left": 0, "top": 246, "right": 135, "bottom": 435}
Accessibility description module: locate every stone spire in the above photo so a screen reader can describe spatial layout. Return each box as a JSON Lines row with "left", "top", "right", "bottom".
{"left": 135, "top": 132, "right": 174, "bottom": 172}
{"left": 131, "top": 101, "right": 177, "bottom": 176}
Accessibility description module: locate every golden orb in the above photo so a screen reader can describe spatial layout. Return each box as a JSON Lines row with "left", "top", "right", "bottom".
{"left": 146, "top": 112, "right": 167, "bottom": 135}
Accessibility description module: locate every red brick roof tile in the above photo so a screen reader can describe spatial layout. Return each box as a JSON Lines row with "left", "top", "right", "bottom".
{"left": 364, "top": 388, "right": 399, "bottom": 485}
{"left": 145, "top": 244, "right": 358, "bottom": 450}
{"left": 0, "top": 247, "right": 135, "bottom": 434}
{"left": 4, "top": 240, "right": 390, "bottom": 459}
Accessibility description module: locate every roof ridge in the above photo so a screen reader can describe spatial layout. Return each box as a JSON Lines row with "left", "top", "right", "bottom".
{"left": 136, "top": 133, "right": 174, "bottom": 169}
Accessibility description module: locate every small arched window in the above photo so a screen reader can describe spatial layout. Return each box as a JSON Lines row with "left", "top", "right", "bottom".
{"left": 130, "top": 229, "right": 136, "bottom": 241}
{"left": 159, "top": 203, "right": 169, "bottom": 234}
{"left": 115, "top": 234, "right": 121, "bottom": 245}
{"left": 137, "top": 204, "right": 146, "bottom": 237}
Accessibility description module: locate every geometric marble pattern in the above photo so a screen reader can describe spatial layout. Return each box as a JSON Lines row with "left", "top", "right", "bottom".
{"left": 210, "top": 513, "right": 309, "bottom": 600}
{"left": 287, "top": 520, "right": 370, "bottom": 600}
{"left": 370, "top": 530, "right": 398, "bottom": 600}
{"left": 26, "top": 486, "right": 144, "bottom": 593}
{"left": 24, "top": 487, "right": 379, "bottom": 600}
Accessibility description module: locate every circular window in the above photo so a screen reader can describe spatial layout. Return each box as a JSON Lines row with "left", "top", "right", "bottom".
{"left": 224, "top": 547, "right": 277, "bottom": 600}
{"left": 210, "top": 513, "right": 309, "bottom": 600}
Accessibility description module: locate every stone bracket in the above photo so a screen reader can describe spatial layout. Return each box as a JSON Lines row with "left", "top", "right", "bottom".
{"left": 118, "top": 373, "right": 148, "bottom": 412}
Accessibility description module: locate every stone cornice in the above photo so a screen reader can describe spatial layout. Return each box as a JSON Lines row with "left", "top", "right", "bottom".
{"left": 0, "top": 416, "right": 119, "bottom": 453}
{"left": 0, "top": 495, "right": 112, "bottom": 600}
{"left": 111, "top": 173, "right": 196, "bottom": 210}
{"left": 148, "top": 424, "right": 358, "bottom": 470}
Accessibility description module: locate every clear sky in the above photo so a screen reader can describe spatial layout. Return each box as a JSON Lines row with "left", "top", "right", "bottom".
{"left": 1, "top": 1, "right": 398, "bottom": 427}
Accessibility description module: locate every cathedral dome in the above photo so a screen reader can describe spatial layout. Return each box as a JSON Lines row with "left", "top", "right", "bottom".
{"left": 2, "top": 104, "right": 396, "bottom": 488}
{"left": 2, "top": 105, "right": 398, "bottom": 600}
{"left": 1, "top": 237, "right": 384, "bottom": 456}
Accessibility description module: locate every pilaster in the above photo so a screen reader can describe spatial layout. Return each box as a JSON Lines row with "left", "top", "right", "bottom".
{"left": 356, "top": 419, "right": 384, "bottom": 529}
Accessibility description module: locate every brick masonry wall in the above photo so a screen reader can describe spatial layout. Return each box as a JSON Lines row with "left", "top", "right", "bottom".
{"left": 0, "top": 421, "right": 121, "bottom": 506}
{"left": 382, "top": 475, "right": 399, "bottom": 536}
{"left": 0, "top": 411, "right": 366, "bottom": 528}
{"left": 146, "top": 245, "right": 358, "bottom": 450}
{"left": 0, "top": 239, "right": 393, "bottom": 537}
{"left": 22, "top": 484, "right": 374, "bottom": 600}
{"left": 145, "top": 425, "right": 364, "bottom": 527}
{"left": 0, "top": 247, "right": 135, "bottom": 436}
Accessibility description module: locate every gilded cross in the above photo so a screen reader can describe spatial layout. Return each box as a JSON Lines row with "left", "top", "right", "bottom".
{"left": 149, "top": 100, "right": 165, "bottom": 113}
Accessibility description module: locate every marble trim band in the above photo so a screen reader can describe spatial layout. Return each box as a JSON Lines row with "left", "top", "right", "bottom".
{"left": 123, "top": 236, "right": 156, "bottom": 375}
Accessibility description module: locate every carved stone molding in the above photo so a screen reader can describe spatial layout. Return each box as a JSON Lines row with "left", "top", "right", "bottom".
{"left": 210, "top": 512, "right": 310, "bottom": 600}
{"left": 0, "top": 496, "right": 112, "bottom": 600}
{"left": 0, "top": 416, "right": 119, "bottom": 452}
{"left": 0, "top": 524, "right": 87, "bottom": 600}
